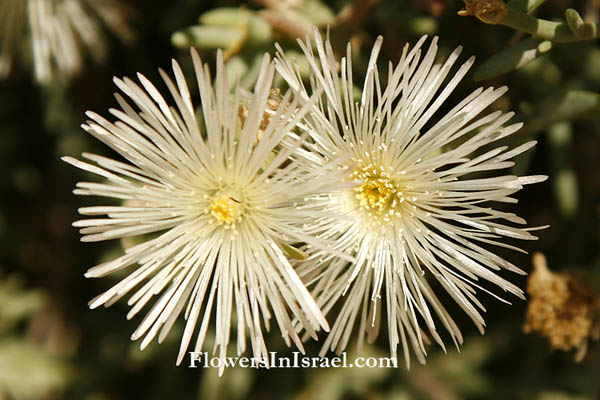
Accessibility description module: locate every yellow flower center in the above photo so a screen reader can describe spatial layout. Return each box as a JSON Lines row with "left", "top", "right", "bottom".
{"left": 350, "top": 163, "right": 403, "bottom": 221}
{"left": 209, "top": 195, "right": 243, "bottom": 227}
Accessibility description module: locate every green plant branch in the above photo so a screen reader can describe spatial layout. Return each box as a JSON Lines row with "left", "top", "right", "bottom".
{"left": 460, "top": 0, "right": 599, "bottom": 42}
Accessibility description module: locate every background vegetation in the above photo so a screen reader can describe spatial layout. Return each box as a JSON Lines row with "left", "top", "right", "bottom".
{"left": 0, "top": 0, "right": 599, "bottom": 399}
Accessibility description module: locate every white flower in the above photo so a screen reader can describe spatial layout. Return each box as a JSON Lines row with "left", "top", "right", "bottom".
{"left": 64, "top": 48, "right": 347, "bottom": 371}
{"left": 0, "top": 0, "right": 133, "bottom": 83}
{"left": 275, "top": 30, "right": 547, "bottom": 367}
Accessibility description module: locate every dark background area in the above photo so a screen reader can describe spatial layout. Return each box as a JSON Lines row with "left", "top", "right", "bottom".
{"left": 0, "top": 0, "right": 598, "bottom": 399}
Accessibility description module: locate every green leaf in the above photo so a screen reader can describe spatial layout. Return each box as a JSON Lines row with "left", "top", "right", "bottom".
{"left": 247, "top": 15, "right": 273, "bottom": 45}
{"left": 409, "top": 16, "right": 438, "bottom": 35}
{"left": 279, "top": 242, "right": 309, "bottom": 261}
{"left": 0, "top": 338, "right": 73, "bottom": 400}
{"left": 519, "top": 90, "right": 600, "bottom": 138}
{"left": 299, "top": 0, "right": 335, "bottom": 27}
{"left": 171, "top": 26, "right": 245, "bottom": 50}
{"left": 0, "top": 276, "right": 45, "bottom": 335}
{"left": 474, "top": 37, "right": 553, "bottom": 81}
{"left": 545, "top": 90, "right": 600, "bottom": 121}
{"left": 511, "top": 90, "right": 599, "bottom": 175}
{"left": 199, "top": 7, "right": 253, "bottom": 27}
{"left": 548, "top": 122, "right": 578, "bottom": 218}
{"left": 565, "top": 9, "right": 597, "bottom": 39}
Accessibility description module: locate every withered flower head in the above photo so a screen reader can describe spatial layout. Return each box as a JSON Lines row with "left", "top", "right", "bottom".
{"left": 524, "top": 252, "right": 600, "bottom": 361}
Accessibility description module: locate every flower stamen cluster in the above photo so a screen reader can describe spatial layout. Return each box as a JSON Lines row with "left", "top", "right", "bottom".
{"left": 350, "top": 162, "right": 404, "bottom": 227}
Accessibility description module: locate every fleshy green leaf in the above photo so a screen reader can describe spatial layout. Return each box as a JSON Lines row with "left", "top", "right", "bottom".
{"left": 279, "top": 242, "right": 309, "bottom": 261}
{"left": 199, "top": 7, "right": 253, "bottom": 27}
{"left": 0, "top": 338, "right": 73, "bottom": 400}
{"left": 171, "top": 26, "right": 245, "bottom": 50}
{"left": 0, "top": 276, "right": 45, "bottom": 335}
{"left": 474, "top": 37, "right": 553, "bottom": 81}
{"left": 548, "top": 122, "right": 578, "bottom": 218}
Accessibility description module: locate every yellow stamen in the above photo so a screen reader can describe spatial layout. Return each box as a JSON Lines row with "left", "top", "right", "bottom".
{"left": 209, "top": 195, "right": 242, "bottom": 227}
{"left": 349, "top": 163, "right": 403, "bottom": 222}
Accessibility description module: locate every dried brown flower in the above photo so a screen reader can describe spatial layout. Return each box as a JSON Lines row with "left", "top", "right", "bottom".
{"left": 458, "top": 0, "right": 508, "bottom": 25}
{"left": 524, "top": 252, "right": 600, "bottom": 361}
{"left": 239, "top": 88, "right": 283, "bottom": 148}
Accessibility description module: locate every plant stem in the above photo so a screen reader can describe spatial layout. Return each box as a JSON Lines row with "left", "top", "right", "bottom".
{"left": 460, "top": 0, "right": 600, "bottom": 42}
{"left": 501, "top": 7, "right": 598, "bottom": 42}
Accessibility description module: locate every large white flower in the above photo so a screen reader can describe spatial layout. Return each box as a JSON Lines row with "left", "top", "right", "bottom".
{"left": 275, "top": 30, "right": 547, "bottom": 367}
{"left": 0, "top": 0, "right": 133, "bottom": 83}
{"left": 64, "top": 49, "right": 348, "bottom": 370}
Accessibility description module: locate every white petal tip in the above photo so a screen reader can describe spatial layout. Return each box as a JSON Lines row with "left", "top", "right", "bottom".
{"left": 176, "top": 352, "right": 185, "bottom": 366}
{"left": 88, "top": 300, "right": 102, "bottom": 309}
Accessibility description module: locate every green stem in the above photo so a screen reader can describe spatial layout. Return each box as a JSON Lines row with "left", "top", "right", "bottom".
{"left": 500, "top": 7, "right": 599, "bottom": 42}
{"left": 462, "top": 0, "right": 600, "bottom": 42}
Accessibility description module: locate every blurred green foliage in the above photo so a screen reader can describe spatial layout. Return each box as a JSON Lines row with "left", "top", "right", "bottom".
{"left": 0, "top": 0, "right": 599, "bottom": 399}
{"left": 0, "top": 276, "right": 73, "bottom": 399}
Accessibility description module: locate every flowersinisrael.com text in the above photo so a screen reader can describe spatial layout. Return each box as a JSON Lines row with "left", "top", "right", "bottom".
{"left": 189, "top": 351, "right": 398, "bottom": 369}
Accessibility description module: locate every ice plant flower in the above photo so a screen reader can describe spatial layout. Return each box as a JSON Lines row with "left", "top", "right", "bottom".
{"left": 0, "top": 0, "right": 133, "bottom": 83}
{"left": 64, "top": 48, "right": 347, "bottom": 371}
{"left": 275, "top": 30, "right": 547, "bottom": 367}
